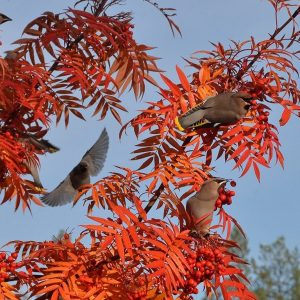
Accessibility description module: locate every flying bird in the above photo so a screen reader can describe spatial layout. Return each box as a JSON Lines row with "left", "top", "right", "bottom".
{"left": 175, "top": 92, "right": 253, "bottom": 131}
{"left": 0, "top": 13, "right": 11, "bottom": 25}
{"left": 22, "top": 136, "right": 60, "bottom": 190}
{"left": 186, "top": 177, "right": 227, "bottom": 236}
{"left": 41, "top": 128, "right": 109, "bottom": 207}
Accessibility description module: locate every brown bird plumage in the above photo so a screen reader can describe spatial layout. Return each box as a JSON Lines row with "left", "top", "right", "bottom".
{"left": 41, "top": 128, "right": 109, "bottom": 207}
{"left": 19, "top": 134, "right": 60, "bottom": 189}
{"left": 186, "top": 178, "right": 227, "bottom": 235}
{"left": 175, "top": 92, "right": 253, "bottom": 131}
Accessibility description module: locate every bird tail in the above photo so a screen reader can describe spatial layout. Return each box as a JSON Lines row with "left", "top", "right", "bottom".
{"left": 175, "top": 102, "right": 207, "bottom": 130}
{"left": 175, "top": 117, "right": 185, "bottom": 131}
{"left": 40, "top": 139, "right": 60, "bottom": 153}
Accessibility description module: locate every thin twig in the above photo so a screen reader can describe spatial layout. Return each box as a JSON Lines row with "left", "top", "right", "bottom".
{"left": 142, "top": 6, "right": 300, "bottom": 218}
{"left": 235, "top": 6, "right": 300, "bottom": 81}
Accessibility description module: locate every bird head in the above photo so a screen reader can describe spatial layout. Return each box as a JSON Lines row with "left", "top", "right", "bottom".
{"left": 73, "top": 162, "right": 89, "bottom": 174}
{"left": 211, "top": 177, "right": 228, "bottom": 190}
{"left": 79, "top": 161, "right": 88, "bottom": 170}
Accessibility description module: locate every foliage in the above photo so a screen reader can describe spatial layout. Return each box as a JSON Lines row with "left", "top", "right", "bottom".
{"left": 251, "top": 237, "right": 300, "bottom": 300}
{"left": 0, "top": 0, "right": 299, "bottom": 299}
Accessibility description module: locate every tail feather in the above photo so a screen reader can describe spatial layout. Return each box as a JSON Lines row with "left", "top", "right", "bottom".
{"left": 175, "top": 117, "right": 185, "bottom": 131}
{"left": 41, "top": 139, "right": 60, "bottom": 153}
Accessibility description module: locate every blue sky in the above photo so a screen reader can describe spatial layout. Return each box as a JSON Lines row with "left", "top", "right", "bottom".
{"left": 0, "top": 0, "right": 299, "bottom": 262}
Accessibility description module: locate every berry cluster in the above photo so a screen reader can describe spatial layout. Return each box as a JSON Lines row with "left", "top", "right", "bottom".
{"left": 127, "top": 278, "right": 147, "bottom": 300}
{"left": 250, "top": 101, "right": 270, "bottom": 130}
{"left": 214, "top": 186, "right": 235, "bottom": 210}
{"left": 179, "top": 246, "right": 226, "bottom": 295}
{"left": 127, "top": 289, "right": 147, "bottom": 300}
{"left": 0, "top": 252, "right": 20, "bottom": 283}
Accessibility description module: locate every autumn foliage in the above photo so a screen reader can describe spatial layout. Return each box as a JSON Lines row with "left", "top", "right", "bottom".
{"left": 0, "top": 0, "right": 299, "bottom": 299}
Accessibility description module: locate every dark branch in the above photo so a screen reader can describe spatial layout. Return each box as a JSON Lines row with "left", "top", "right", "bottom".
{"left": 235, "top": 6, "right": 300, "bottom": 81}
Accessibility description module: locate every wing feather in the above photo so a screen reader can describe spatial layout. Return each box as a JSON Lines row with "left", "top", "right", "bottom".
{"left": 41, "top": 175, "right": 76, "bottom": 207}
{"left": 81, "top": 128, "right": 109, "bottom": 176}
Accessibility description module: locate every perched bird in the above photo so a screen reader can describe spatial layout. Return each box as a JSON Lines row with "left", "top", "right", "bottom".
{"left": 20, "top": 135, "right": 60, "bottom": 154}
{"left": 0, "top": 13, "right": 12, "bottom": 25}
{"left": 41, "top": 128, "right": 109, "bottom": 207}
{"left": 21, "top": 135, "right": 60, "bottom": 190}
{"left": 186, "top": 177, "right": 227, "bottom": 236}
{"left": 175, "top": 92, "right": 253, "bottom": 131}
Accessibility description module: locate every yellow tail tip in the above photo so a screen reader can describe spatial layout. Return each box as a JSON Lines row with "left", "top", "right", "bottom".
{"left": 35, "top": 187, "right": 46, "bottom": 193}
{"left": 175, "top": 117, "right": 185, "bottom": 131}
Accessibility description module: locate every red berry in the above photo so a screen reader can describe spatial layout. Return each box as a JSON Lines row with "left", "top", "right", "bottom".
{"left": 11, "top": 253, "right": 18, "bottom": 259}
{"left": 230, "top": 181, "right": 236, "bottom": 187}
{"left": 219, "top": 194, "right": 227, "bottom": 201}
{"left": 216, "top": 200, "right": 222, "bottom": 208}
{"left": 260, "top": 124, "right": 266, "bottom": 130}
{"left": 7, "top": 256, "right": 14, "bottom": 263}
{"left": 188, "top": 278, "right": 196, "bottom": 287}
{"left": 195, "top": 270, "right": 202, "bottom": 278}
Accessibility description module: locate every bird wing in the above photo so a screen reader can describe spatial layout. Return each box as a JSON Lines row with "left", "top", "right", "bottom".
{"left": 25, "top": 159, "right": 43, "bottom": 188}
{"left": 80, "top": 128, "right": 109, "bottom": 176}
{"left": 41, "top": 175, "right": 77, "bottom": 207}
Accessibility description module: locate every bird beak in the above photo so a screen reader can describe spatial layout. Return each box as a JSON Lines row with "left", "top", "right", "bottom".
{"left": 219, "top": 180, "right": 227, "bottom": 187}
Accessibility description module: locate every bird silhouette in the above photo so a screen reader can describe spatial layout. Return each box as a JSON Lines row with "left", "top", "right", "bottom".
{"left": 20, "top": 134, "right": 59, "bottom": 190}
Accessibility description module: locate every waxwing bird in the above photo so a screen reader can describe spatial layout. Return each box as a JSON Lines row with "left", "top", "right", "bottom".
{"left": 186, "top": 177, "right": 227, "bottom": 235}
{"left": 175, "top": 92, "right": 253, "bottom": 131}
{"left": 0, "top": 13, "right": 11, "bottom": 25}
{"left": 19, "top": 134, "right": 60, "bottom": 154}
{"left": 41, "top": 128, "right": 109, "bottom": 207}
{"left": 20, "top": 135, "right": 60, "bottom": 190}
{"left": 25, "top": 159, "right": 44, "bottom": 190}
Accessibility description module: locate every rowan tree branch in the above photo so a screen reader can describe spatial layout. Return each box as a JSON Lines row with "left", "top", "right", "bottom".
{"left": 142, "top": 6, "right": 300, "bottom": 219}
{"left": 235, "top": 6, "right": 300, "bottom": 81}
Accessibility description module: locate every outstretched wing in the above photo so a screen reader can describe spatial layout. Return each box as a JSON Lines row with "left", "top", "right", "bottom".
{"left": 41, "top": 175, "right": 76, "bottom": 207}
{"left": 80, "top": 128, "right": 109, "bottom": 176}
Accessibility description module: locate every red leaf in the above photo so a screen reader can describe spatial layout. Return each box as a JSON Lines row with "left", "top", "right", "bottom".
{"left": 160, "top": 74, "right": 182, "bottom": 98}
{"left": 176, "top": 65, "right": 190, "bottom": 91}
{"left": 279, "top": 108, "right": 291, "bottom": 126}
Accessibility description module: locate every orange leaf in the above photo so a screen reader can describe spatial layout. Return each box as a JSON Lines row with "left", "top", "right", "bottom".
{"left": 279, "top": 108, "right": 291, "bottom": 126}
{"left": 160, "top": 74, "right": 181, "bottom": 98}
{"left": 116, "top": 233, "right": 125, "bottom": 263}
{"left": 176, "top": 65, "right": 190, "bottom": 91}
{"left": 199, "top": 65, "right": 210, "bottom": 84}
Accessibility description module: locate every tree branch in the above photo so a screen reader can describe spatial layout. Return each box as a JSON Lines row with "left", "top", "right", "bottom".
{"left": 140, "top": 136, "right": 192, "bottom": 220}
{"left": 235, "top": 6, "right": 300, "bottom": 81}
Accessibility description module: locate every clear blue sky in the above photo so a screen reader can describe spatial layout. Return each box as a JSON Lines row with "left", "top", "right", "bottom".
{"left": 0, "top": 0, "right": 299, "bottom": 261}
